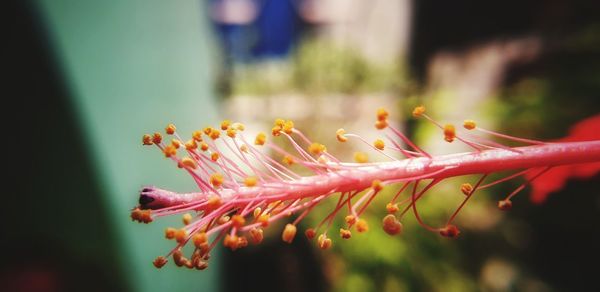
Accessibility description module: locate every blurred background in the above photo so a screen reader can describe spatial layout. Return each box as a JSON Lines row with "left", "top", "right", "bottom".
{"left": 5, "top": 0, "right": 599, "bottom": 291}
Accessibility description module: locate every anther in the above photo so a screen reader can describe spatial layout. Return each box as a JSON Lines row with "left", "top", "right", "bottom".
{"left": 163, "top": 145, "right": 177, "bottom": 157}
{"left": 460, "top": 183, "right": 473, "bottom": 196}
{"left": 336, "top": 128, "right": 348, "bottom": 142}
{"left": 231, "top": 215, "right": 246, "bottom": 228}
{"left": 253, "top": 207, "right": 262, "bottom": 218}
{"left": 182, "top": 213, "right": 193, "bottom": 225}
{"left": 232, "top": 122, "right": 245, "bottom": 131}
{"left": 375, "top": 120, "right": 388, "bottom": 130}
{"left": 192, "top": 130, "right": 203, "bottom": 142}
{"left": 142, "top": 134, "right": 153, "bottom": 145}
{"left": 282, "top": 224, "right": 297, "bottom": 243}
{"left": 184, "top": 139, "right": 197, "bottom": 150}
{"left": 463, "top": 120, "right": 477, "bottom": 130}
{"left": 372, "top": 180, "right": 383, "bottom": 192}
{"left": 339, "top": 228, "right": 352, "bottom": 239}
{"left": 221, "top": 120, "right": 231, "bottom": 130}
{"left": 166, "top": 124, "right": 176, "bottom": 135}
{"left": 317, "top": 234, "right": 332, "bottom": 250}
{"left": 211, "top": 152, "right": 219, "bottom": 162}
{"left": 374, "top": 139, "right": 385, "bottom": 150}
{"left": 244, "top": 176, "right": 257, "bottom": 187}
{"left": 153, "top": 256, "right": 168, "bottom": 269}
{"left": 210, "top": 173, "right": 223, "bottom": 187}
{"left": 226, "top": 128, "right": 236, "bottom": 138}
{"left": 274, "top": 118, "right": 285, "bottom": 127}
{"left": 356, "top": 219, "right": 369, "bottom": 233}
{"left": 255, "top": 132, "right": 266, "bottom": 145}
{"left": 308, "top": 143, "right": 327, "bottom": 155}
{"left": 497, "top": 199, "right": 513, "bottom": 211}
{"left": 444, "top": 124, "right": 456, "bottom": 143}
{"left": 193, "top": 233, "right": 208, "bottom": 248}
{"left": 152, "top": 133, "right": 162, "bottom": 144}
{"left": 412, "top": 105, "right": 426, "bottom": 118}
{"left": 283, "top": 120, "right": 294, "bottom": 135}
{"left": 272, "top": 126, "right": 282, "bottom": 136}
{"left": 209, "top": 130, "right": 220, "bottom": 140}
{"left": 258, "top": 214, "right": 270, "bottom": 227}
{"left": 218, "top": 215, "right": 230, "bottom": 225}
{"left": 207, "top": 195, "right": 222, "bottom": 210}
{"left": 439, "top": 225, "right": 460, "bottom": 238}
{"left": 282, "top": 155, "right": 295, "bottom": 165}
{"left": 175, "top": 228, "right": 188, "bottom": 243}
{"left": 354, "top": 152, "right": 369, "bottom": 163}
{"left": 382, "top": 214, "right": 403, "bottom": 236}
{"left": 345, "top": 215, "right": 357, "bottom": 225}
{"left": 386, "top": 202, "right": 399, "bottom": 213}
{"left": 376, "top": 108, "right": 389, "bottom": 121}
{"left": 165, "top": 227, "right": 176, "bottom": 239}
{"left": 249, "top": 228, "right": 264, "bottom": 244}
{"left": 305, "top": 228, "right": 316, "bottom": 240}
{"left": 200, "top": 142, "right": 209, "bottom": 151}
{"left": 180, "top": 157, "right": 196, "bottom": 169}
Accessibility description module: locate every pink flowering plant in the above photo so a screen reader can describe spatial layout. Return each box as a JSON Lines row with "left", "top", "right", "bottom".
{"left": 131, "top": 106, "right": 600, "bottom": 270}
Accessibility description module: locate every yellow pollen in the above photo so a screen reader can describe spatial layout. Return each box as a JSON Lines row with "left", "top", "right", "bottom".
{"left": 218, "top": 215, "right": 230, "bottom": 225}
{"left": 354, "top": 152, "right": 369, "bottom": 163}
{"left": 308, "top": 143, "right": 326, "bottom": 155}
{"left": 272, "top": 126, "right": 282, "bottom": 136}
{"left": 463, "top": 120, "right": 477, "bottom": 130}
{"left": 200, "top": 142, "right": 209, "bottom": 151}
{"left": 375, "top": 120, "right": 388, "bottom": 130}
{"left": 244, "top": 176, "right": 257, "bottom": 187}
{"left": 317, "top": 234, "right": 332, "bottom": 250}
{"left": 232, "top": 122, "right": 245, "bottom": 131}
{"left": 211, "top": 152, "right": 219, "bottom": 162}
{"left": 192, "top": 130, "right": 203, "bottom": 142}
{"left": 274, "top": 118, "right": 285, "bottom": 127}
{"left": 382, "top": 214, "right": 403, "bottom": 236}
{"left": 152, "top": 132, "right": 163, "bottom": 144}
{"left": 373, "top": 139, "right": 385, "bottom": 150}
{"left": 165, "top": 227, "right": 176, "bottom": 239}
{"left": 175, "top": 228, "right": 188, "bottom": 243}
{"left": 305, "top": 228, "right": 316, "bottom": 240}
{"left": 210, "top": 173, "right": 224, "bottom": 187}
{"left": 282, "top": 224, "right": 297, "bottom": 243}
{"left": 240, "top": 144, "right": 248, "bottom": 153}
{"left": 226, "top": 128, "right": 236, "bottom": 138}
{"left": 255, "top": 132, "right": 266, "bottom": 145}
{"left": 165, "top": 123, "right": 176, "bottom": 135}
{"left": 171, "top": 139, "right": 181, "bottom": 149}
{"left": 257, "top": 213, "right": 270, "bottom": 227}
{"left": 412, "top": 105, "right": 426, "bottom": 118}
{"left": 372, "top": 180, "right": 383, "bottom": 192}
{"left": 193, "top": 232, "right": 208, "bottom": 248}
{"left": 386, "top": 202, "right": 399, "bottom": 213}
{"left": 207, "top": 195, "right": 222, "bottom": 210}
{"left": 209, "top": 129, "right": 220, "bottom": 140}
{"left": 345, "top": 215, "right": 357, "bottom": 225}
{"left": 376, "top": 108, "right": 389, "bottom": 121}
{"left": 336, "top": 128, "right": 348, "bottom": 142}
{"left": 340, "top": 228, "right": 352, "bottom": 239}
{"left": 253, "top": 207, "right": 262, "bottom": 218}
{"left": 203, "top": 127, "right": 212, "bottom": 135}
{"left": 182, "top": 213, "right": 193, "bottom": 225}
{"left": 283, "top": 120, "right": 294, "bottom": 134}
{"left": 221, "top": 120, "right": 231, "bottom": 130}
{"left": 460, "top": 183, "right": 473, "bottom": 195}
{"left": 249, "top": 228, "right": 264, "bottom": 244}
{"left": 282, "top": 155, "right": 295, "bottom": 165}
{"left": 356, "top": 219, "right": 369, "bottom": 233}
{"left": 231, "top": 215, "right": 246, "bottom": 228}
{"left": 444, "top": 124, "right": 456, "bottom": 143}
{"left": 142, "top": 134, "right": 153, "bottom": 145}
{"left": 180, "top": 157, "right": 196, "bottom": 169}
{"left": 163, "top": 145, "right": 177, "bottom": 157}
{"left": 185, "top": 139, "right": 197, "bottom": 150}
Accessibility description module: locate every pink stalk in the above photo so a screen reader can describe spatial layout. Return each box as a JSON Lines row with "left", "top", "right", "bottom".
{"left": 132, "top": 108, "right": 600, "bottom": 271}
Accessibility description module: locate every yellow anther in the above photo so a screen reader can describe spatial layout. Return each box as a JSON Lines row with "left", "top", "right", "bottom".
{"left": 412, "top": 105, "right": 426, "bottom": 118}
{"left": 255, "top": 132, "right": 266, "bottom": 145}
{"left": 305, "top": 228, "right": 316, "bottom": 240}
{"left": 274, "top": 118, "right": 285, "bottom": 127}
{"left": 282, "top": 224, "right": 297, "bottom": 243}
{"left": 283, "top": 120, "right": 294, "bottom": 135}
{"left": 317, "top": 234, "right": 332, "bottom": 250}
{"left": 166, "top": 123, "right": 176, "bottom": 135}
{"left": 356, "top": 219, "right": 369, "bottom": 233}
{"left": 226, "top": 128, "right": 236, "bottom": 138}
{"left": 211, "top": 152, "right": 219, "bottom": 162}
{"left": 253, "top": 207, "right": 262, "bottom": 219}
{"left": 171, "top": 139, "right": 181, "bottom": 149}
{"left": 308, "top": 143, "right": 327, "bottom": 155}
{"left": 207, "top": 195, "right": 222, "bottom": 210}
{"left": 353, "top": 152, "right": 369, "bottom": 163}
{"left": 231, "top": 215, "right": 246, "bottom": 228}
{"left": 240, "top": 144, "right": 248, "bottom": 153}
{"left": 192, "top": 130, "right": 203, "bottom": 142}
{"left": 498, "top": 199, "right": 513, "bottom": 211}
{"left": 193, "top": 232, "right": 208, "bottom": 248}
{"left": 142, "top": 134, "right": 153, "bottom": 145}
{"left": 340, "top": 228, "right": 352, "bottom": 239}
{"left": 463, "top": 119, "right": 477, "bottom": 130}
{"left": 209, "top": 129, "right": 220, "bottom": 140}
{"left": 221, "top": 120, "right": 231, "bottom": 130}
{"left": 210, "top": 173, "right": 224, "bottom": 187}
{"left": 180, "top": 157, "right": 196, "bottom": 169}
{"left": 203, "top": 127, "right": 212, "bottom": 135}
{"left": 376, "top": 108, "right": 389, "bottom": 121}
{"left": 185, "top": 139, "right": 197, "bottom": 150}
{"left": 218, "top": 215, "right": 230, "bottom": 225}
{"left": 131, "top": 208, "right": 153, "bottom": 223}
{"left": 249, "top": 228, "right": 264, "bottom": 244}
{"left": 223, "top": 234, "right": 239, "bottom": 250}
{"left": 244, "top": 176, "right": 257, "bottom": 187}
{"left": 460, "top": 183, "right": 473, "bottom": 196}
{"left": 375, "top": 120, "right": 388, "bottom": 130}
{"left": 272, "top": 126, "right": 282, "bottom": 136}
{"left": 232, "top": 122, "right": 245, "bottom": 131}
{"left": 153, "top": 256, "right": 168, "bottom": 269}
{"left": 282, "top": 155, "right": 295, "bottom": 166}
{"left": 257, "top": 213, "right": 270, "bottom": 227}
{"left": 165, "top": 227, "right": 176, "bottom": 239}
{"left": 175, "top": 228, "right": 188, "bottom": 243}
{"left": 336, "top": 128, "right": 348, "bottom": 142}
{"left": 372, "top": 180, "right": 383, "bottom": 192}
{"left": 382, "top": 214, "right": 403, "bottom": 236}
{"left": 386, "top": 202, "right": 399, "bottom": 213}
{"left": 152, "top": 132, "right": 163, "bottom": 144}
{"left": 318, "top": 155, "right": 330, "bottom": 164}
{"left": 200, "top": 142, "right": 209, "bottom": 151}
{"left": 444, "top": 124, "right": 456, "bottom": 143}
{"left": 345, "top": 215, "right": 357, "bottom": 225}
{"left": 374, "top": 139, "right": 385, "bottom": 150}
{"left": 182, "top": 213, "right": 193, "bottom": 225}
{"left": 163, "top": 145, "right": 177, "bottom": 157}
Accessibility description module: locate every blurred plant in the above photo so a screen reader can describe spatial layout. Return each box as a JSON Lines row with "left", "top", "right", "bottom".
{"left": 131, "top": 106, "right": 599, "bottom": 272}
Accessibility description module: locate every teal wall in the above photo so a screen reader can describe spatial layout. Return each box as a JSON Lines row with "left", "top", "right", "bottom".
{"left": 35, "top": 1, "right": 220, "bottom": 291}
